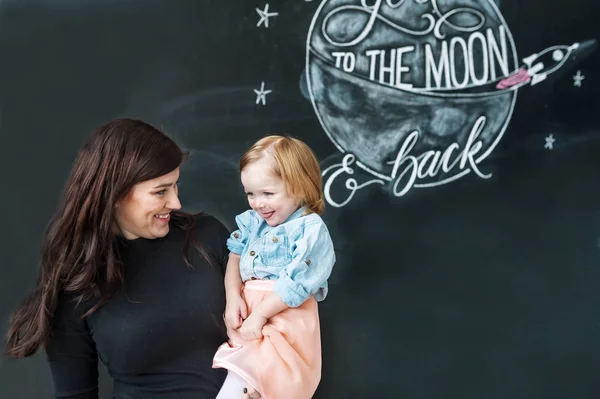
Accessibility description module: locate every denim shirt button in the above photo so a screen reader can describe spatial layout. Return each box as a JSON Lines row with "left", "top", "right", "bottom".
{"left": 249, "top": 250, "right": 256, "bottom": 256}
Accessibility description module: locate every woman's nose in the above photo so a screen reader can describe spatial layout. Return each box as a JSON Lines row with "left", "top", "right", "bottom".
{"left": 167, "top": 192, "right": 182, "bottom": 210}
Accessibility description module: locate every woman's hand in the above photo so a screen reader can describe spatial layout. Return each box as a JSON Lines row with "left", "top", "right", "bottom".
{"left": 224, "top": 294, "right": 248, "bottom": 330}
{"left": 242, "top": 386, "right": 261, "bottom": 399}
{"left": 239, "top": 313, "right": 268, "bottom": 341}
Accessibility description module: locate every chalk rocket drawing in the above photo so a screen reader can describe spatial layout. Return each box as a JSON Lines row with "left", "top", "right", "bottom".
{"left": 305, "top": 0, "right": 597, "bottom": 207}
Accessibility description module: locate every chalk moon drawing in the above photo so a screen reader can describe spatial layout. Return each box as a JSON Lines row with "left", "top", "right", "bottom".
{"left": 306, "top": 0, "right": 518, "bottom": 187}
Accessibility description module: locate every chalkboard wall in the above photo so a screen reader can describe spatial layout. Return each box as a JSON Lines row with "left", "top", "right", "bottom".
{"left": 1, "top": 0, "right": 599, "bottom": 398}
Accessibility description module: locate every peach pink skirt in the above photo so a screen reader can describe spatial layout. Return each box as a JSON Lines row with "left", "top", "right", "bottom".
{"left": 213, "top": 280, "right": 321, "bottom": 399}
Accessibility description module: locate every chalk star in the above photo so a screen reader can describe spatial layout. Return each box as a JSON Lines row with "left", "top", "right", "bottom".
{"left": 256, "top": 4, "right": 278, "bottom": 28}
{"left": 544, "top": 134, "right": 556, "bottom": 150}
{"left": 254, "top": 81, "right": 272, "bottom": 105}
{"left": 573, "top": 70, "right": 585, "bottom": 87}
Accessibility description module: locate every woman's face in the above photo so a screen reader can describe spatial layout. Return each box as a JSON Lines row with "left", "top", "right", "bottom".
{"left": 114, "top": 168, "right": 181, "bottom": 240}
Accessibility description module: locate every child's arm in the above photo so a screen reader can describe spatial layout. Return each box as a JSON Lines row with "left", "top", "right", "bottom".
{"left": 224, "top": 254, "right": 248, "bottom": 330}
{"left": 223, "top": 210, "right": 256, "bottom": 330}
{"left": 250, "top": 292, "right": 289, "bottom": 320}
{"left": 272, "top": 220, "right": 336, "bottom": 309}
{"left": 224, "top": 253, "right": 243, "bottom": 298}
{"left": 239, "top": 293, "right": 289, "bottom": 341}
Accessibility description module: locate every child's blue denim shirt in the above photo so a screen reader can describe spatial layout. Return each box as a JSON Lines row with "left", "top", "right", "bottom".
{"left": 226, "top": 207, "right": 336, "bottom": 308}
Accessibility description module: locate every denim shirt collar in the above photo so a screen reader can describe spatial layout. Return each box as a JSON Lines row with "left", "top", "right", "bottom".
{"left": 285, "top": 206, "right": 307, "bottom": 223}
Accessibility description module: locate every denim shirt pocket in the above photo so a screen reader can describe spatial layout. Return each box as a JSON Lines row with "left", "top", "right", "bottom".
{"left": 259, "top": 233, "right": 292, "bottom": 267}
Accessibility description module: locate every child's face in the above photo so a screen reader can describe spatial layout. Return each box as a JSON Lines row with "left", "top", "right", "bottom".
{"left": 241, "top": 156, "right": 299, "bottom": 227}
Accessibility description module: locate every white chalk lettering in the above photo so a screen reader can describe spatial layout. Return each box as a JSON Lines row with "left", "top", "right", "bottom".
{"left": 365, "top": 47, "right": 415, "bottom": 89}
{"left": 322, "top": 116, "right": 494, "bottom": 206}
{"left": 424, "top": 27, "right": 509, "bottom": 89}
{"left": 322, "top": 154, "right": 385, "bottom": 208}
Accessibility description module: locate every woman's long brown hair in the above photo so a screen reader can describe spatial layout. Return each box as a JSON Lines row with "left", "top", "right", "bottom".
{"left": 4, "top": 118, "right": 216, "bottom": 359}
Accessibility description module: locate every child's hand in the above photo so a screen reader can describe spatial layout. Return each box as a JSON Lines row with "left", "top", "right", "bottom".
{"left": 239, "top": 314, "right": 268, "bottom": 341}
{"left": 224, "top": 294, "right": 248, "bottom": 330}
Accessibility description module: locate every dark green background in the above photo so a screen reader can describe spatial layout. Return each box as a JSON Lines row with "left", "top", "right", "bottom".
{"left": 1, "top": 1, "right": 599, "bottom": 397}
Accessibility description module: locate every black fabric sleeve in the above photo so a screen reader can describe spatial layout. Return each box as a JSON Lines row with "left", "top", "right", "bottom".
{"left": 195, "top": 214, "right": 232, "bottom": 275}
{"left": 45, "top": 293, "right": 99, "bottom": 399}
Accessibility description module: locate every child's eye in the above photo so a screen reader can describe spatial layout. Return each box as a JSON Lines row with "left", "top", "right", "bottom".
{"left": 155, "top": 189, "right": 167, "bottom": 195}
{"left": 264, "top": 192, "right": 274, "bottom": 196}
